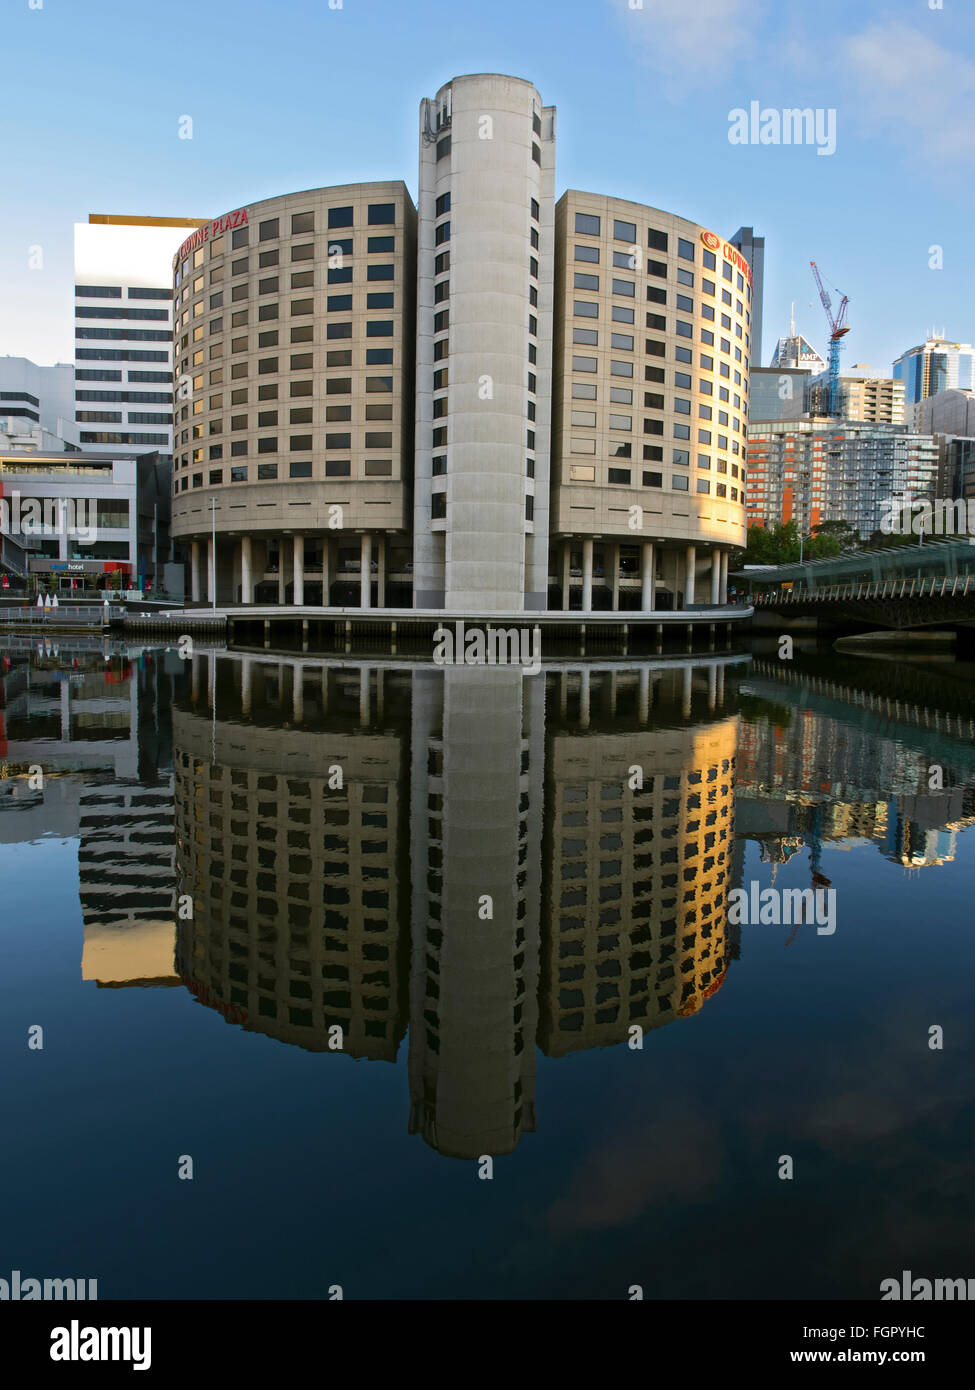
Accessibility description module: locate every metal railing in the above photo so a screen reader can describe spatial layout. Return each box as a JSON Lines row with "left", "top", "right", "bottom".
{"left": 0, "top": 604, "right": 125, "bottom": 626}
{"left": 753, "top": 575, "right": 974, "bottom": 605}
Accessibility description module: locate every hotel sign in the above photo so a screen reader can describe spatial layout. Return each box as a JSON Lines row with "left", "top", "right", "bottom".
{"left": 700, "top": 230, "right": 752, "bottom": 288}
{"left": 175, "top": 208, "right": 248, "bottom": 265}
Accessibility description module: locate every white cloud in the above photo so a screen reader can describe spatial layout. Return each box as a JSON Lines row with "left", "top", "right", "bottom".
{"left": 843, "top": 21, "right": 975, "bottom": 166}
{"left": 609, "top": 0, "right": 761, "bottom": 85}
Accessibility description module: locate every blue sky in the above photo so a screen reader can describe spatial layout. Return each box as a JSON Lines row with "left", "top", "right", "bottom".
{"left": 2, "top": 0, "right": 973, "bottom": 374}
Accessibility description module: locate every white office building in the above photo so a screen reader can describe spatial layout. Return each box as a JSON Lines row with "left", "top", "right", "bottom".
{"left": 73, "top": 214, "right": 206, "bottom": 459}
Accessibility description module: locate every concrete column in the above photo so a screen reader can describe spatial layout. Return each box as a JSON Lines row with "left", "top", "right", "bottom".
{"left": 191, "top": 654, "right": 201, "bottom": 703}
{"left": 710, "top": 548, "right": 721, "bottom": 605}
{"left": 685, "top": 544, "right": 696, "bottom": 606}
{"left": 360, "top": 533, "right": 372, "bottom": 610}
{"left": 60, "top": 681, "right": 71, "bottom": 739}
{"left": 682, "top": 664, "right": 693, "bottom": 719}
{"left": 277, "top": 538, "right": 287, "bottom": 605}
{"left": 672, "top": 549, "right": 681, "bottom": 607}
{"left": 241, "top": 656, "right": 252, "bottom": 716}
{"left": 561, "top": 541, "right": 571, "bottom": 611}
{"left": 708, "top": 663, "right": 717, "bottom": 711}
{"left": 241, "top": 536, "right": 253, "bottom": 604}
{"left": 559, "top": 671, "right": 568, "bottom": 718}
{"left": 610, "top": 543, "right": 620, "bottom": 612}
{"left": 322, "top": 536, "right": 333, "bottom": 608}
{"left": 359, "top": 666, "right": 370, "bottom": 726}
{"left": 293, "top": 534, "right": 305, "bottom": 607}
{"left": 206, "top": 536, "right": 215, "bottom": 604}
{"left": 720, "top": 550, "right": 729, "bottom": 603}
{"left": 581, "top": 538, "right": 593, "bottom": 613}
{"left": 191, "top": 541, "right": 201, "bottom": 602}
{"left": 716, "top": 664, "right": 726, "bottom": 707}
{"left": 207, "top": 651, "right": 215, "bottom": 709}
{"left": 376, "top": 533, "right": 386, "bottom": 608}
{"left": 640, "top": 541, "right": 655, "bottom": 612}
{"left": 579, "top": 667, "right": 590, "bottom": 728}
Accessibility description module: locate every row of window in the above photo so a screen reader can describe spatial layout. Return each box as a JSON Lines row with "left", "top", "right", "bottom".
{"left": 75, "top": 285, "right": 171, "bottom": 300}
{"left": 566, "top": 464, "right": 740, "bottom": 498}
{"left": 573, "top": 211, "right": 750, "bottom": 299}
{"left": 176, "top": 458, "right": 392, "bottom": 490}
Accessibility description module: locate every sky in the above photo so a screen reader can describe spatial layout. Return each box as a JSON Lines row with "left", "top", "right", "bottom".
{"left": 2, "top": 0, "right": 973, "bottom": 375}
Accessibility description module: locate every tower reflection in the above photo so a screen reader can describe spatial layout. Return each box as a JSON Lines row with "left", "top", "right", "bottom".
{"left": 170, "top": 653, "right": 742, "bottom": 1157}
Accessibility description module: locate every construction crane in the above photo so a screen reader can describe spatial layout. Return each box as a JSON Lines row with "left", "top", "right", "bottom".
{"left": 810, "top": 261, "right": 850, "bottom": 416}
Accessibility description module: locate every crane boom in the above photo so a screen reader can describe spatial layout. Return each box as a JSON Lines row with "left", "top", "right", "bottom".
{"left": 810, "top": 260, "right": 850, "bottom": 415}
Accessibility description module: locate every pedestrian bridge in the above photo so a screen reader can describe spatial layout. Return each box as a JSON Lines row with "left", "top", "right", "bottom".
{"left": 753, "top": 575, "right": 975, "bottom": 630}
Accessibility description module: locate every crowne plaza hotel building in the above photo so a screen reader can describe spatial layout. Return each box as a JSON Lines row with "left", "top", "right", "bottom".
{"left": 169, "top": 74, "right": 753, "bottom": 612}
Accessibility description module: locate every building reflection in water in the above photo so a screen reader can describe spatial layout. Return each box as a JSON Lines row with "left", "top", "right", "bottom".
{"left": 169, "top": 652, "right": 742, "bottom": 1157}
{"left": 10, "top": 644, "right": 975, "bottom": 1159}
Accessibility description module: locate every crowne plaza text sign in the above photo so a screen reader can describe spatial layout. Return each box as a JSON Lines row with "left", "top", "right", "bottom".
{"left": 175, "top": 208, "right": 248, "bottom": 264}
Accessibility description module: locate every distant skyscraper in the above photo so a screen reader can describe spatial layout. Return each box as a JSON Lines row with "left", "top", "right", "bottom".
{"left": 893, "top": 336, "right": 975, "bottom": 407}
{"left": 73, "top": 213, "right": 206, "bottom": 461}
{"left": 769, "top": 327, "right": 827, "bottom": 374}
{"left": 729, "top": 226, "right": 764, "bottom": 368}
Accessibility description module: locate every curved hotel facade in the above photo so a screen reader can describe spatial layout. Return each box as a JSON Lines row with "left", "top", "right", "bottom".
{"left": 170, "top": 74, "right": 753, "bottom": 613}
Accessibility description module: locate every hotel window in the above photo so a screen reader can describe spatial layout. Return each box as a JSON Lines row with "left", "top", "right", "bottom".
{"left": 574, "top": 272, "right": 598, "bottom": 291}
{"left": 290, "top": 461, "right": 313, "bottom": 478}
{"left": 436, "top": 136, "right": 451, "bottom": 160}
{"left": 258, "top": 357, "right": 278, "bottom": 373}
{"left": 290, "top": 407, "right": 313, "bottom": 423}
{"left": 328, "top": 295, "right": 352, "bottom": 311}
{"left": 290, "top": 435, "right": 312, "bottom": 450}
{"left": 259, "top": 250, "right": 279, "bottom": 269}
{"left": 569, "top": 464, "right": 595, "bottom": 482}
{"left": 612, "top": 278, "right": 635, "bottom": 297}
{"left": 365, "top": 459, "right": 392, "bottom": 476}
{"left": 231, "top": 440, "right": 248, "bottom": 456}
{"left": 643, "top": 470, "right": 662, "bottom": 487}
{"left": 648, "top": 228, "right": 668, "bottom": 251}
{"left": 435, "top": 221, "right": 450, "bottom": 245}
{"left": 531, "top": 198, "right": 539, "bottom": 220}
{"left": 611, "top": 386, "right": 632, "bottom": 404}
{"left": 613, "top": 306, "right": 634, "bottom": 323}
{"left": 646, "top": 310, "right": 665, "bottom": 330}
{"left": 677, "top": 269, "right": 694, "bottom": 287}
{"left": 366, "top": 348, "right": 393, "bottom": 364}
{"left": 574, "top": 300, "right": 598, "bottom": 318}
{"left": 697, "top": 478, "right": 710, "bottom": 493}
{"left": 672, "top": 474, "right": 689, "bottom": 490}
{"left": 327, "top": 322, "right": 352, "bottom": 338}
{"left": 571, "top": 410, "right": 596, "bottom": 427}
{"left": 368, "top": 203, "right": 395, "bottom": 224}
{"left": 231, "top": 465, "right": 248, "bottom": 481}
{"left": 611, "top": 333, "right": 633, "bottom": 351}
{"left": 329, "top": 207, "right": 354, "bottom": 228}
{"left": 435, "top": 192, "right": 451, "bottom": 216}
{"left": 608, "top": 468, "right": 631, "bottom": 484}
{"left": 575, "top": 244, "right": 599, "bottom": 263}
{"left": 648, "top": 259, "right": 667, "bottom": 278}
{"left": 645, "top": 392, "right": 664, "bottom": 409}
{"left": 716, "top": 483, "right": 727, "bottom": 497}
{"left": 259, "top": 218, "right": 279, "bottom": 241}
{"left": 209, "top": 469, "right": 223, "bottom": 484}
{"left": 434, "top": 281, "right": 449, "bottom": 303}
{"left": 609, "top": 414, "right": 632, "bottom": 430}
{"left": 258, "top": 304, "right": 279, "bottom": 320}
{"left": 366, "top": 320, "right": 393, "bottom": 336}
{"left": 431, "top": 492, "right": 447, "bottom": 518}
{"left": 572, "top": 355, "right": 597, "bottom": 373}
{"left": 326, "top": 432, "right": 351, "bottom": 448}
{"left": 291, "top": 380, "right": 313, "bottom": 397}
{"left": 258, "top": 437, "right": 277, "bottom": 453}
{"left": 674, "top": 398, "right": 691, "bottom": 414}
{"left": 292, "top": 244, "right": 313, "bottom": 261}
{"left": 257, "top": 463, "right": 278, "bottom": 479}
{"left": 258, "top": 410, "right": 278, "bottom": 425}
{"left": 571, "top": 382, "right": 597, "bottom": 399}
{"left": 368, "top": 236, "right": 394, "bottom": 253}
{"left": 328, "top": 266, "right": 352, "bottom": 284}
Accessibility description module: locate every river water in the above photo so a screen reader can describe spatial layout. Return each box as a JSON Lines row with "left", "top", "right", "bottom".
{"left": 1, "top": 639, "right": 973, "bottom": 1299}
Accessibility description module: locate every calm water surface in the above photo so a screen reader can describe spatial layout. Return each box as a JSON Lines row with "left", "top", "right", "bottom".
{"left": 1, "top": 640, "right": 973, "bottom": 1299}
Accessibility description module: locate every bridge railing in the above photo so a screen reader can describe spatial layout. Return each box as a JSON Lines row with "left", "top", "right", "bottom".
{"left": 0, "top": 604, "right": 125, "bottom": 626}
{"left": 752, "top": 575, "right": 974, "bottom": 605}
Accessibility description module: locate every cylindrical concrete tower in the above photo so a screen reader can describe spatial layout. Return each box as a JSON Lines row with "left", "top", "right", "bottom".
{"left": 414, "top": 74, "right": 556, "bottom": 611}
